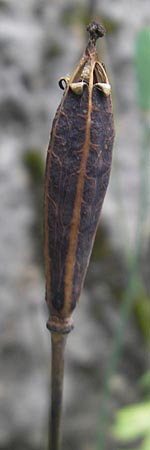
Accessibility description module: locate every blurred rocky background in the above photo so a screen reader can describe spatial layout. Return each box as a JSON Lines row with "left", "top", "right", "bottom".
{"left": 0, "top": 1, "right": 149, "bottom": 450}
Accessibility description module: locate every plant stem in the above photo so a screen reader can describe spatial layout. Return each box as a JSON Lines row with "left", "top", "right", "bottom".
{"left": 48, "top": 331, "right": 68, "bottom": 450}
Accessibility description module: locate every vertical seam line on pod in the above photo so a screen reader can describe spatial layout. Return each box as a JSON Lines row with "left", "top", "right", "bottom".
{"left": 63, "top": 61, "right": 95, "bottom": 315}
{"left": 44, "top": 55, "right": 88, "bottom": 308}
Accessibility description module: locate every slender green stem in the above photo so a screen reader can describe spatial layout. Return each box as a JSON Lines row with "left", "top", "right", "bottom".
{"left": 48, "top": 332, "right": 67, "bottom": 450}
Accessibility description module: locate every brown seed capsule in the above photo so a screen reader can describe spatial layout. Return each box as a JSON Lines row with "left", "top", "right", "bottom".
{"left": 44, "top": 22, "right": 115, "bottom": 333}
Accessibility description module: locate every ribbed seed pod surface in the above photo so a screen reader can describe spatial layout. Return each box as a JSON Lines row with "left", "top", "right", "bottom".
{"left": 44, "top": 22, "right": 115, "bottom": 332}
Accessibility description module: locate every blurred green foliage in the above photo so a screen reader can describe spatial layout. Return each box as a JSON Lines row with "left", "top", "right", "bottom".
{"left": 23, "top": 149, "right": 44, "bottom": 183}
{"left": 112, "top": 400, "right": 150, "bottom": 450}
{"left": 23, "top": 149, "right": 44, "bottom": 267}
{"left": 61, "top": 5, "right": 119, "bottom": 34}
{"left": 135, "top": 26, "right": 150, "bottom": 111}
{"left": 44, "top": 42, "right": 63, "bottom": 59}
{"left": 61, "top": 5, "right": 91, "bottom": 27}
{"left": 138, "top": 371, "right": 150, "bottom": 395}
{"left": 91, "top": 225, "right": 112, "bottom": 261}
{"left": 134, "top": 289, "right": 150, "bottom": 341}
{"left": 112, "top": 402, "right": 150, "bottom": 441}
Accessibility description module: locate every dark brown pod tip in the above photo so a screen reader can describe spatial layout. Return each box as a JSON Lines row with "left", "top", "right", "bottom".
{"left": 87, "top": 21, "right": 106, "bottom": 42}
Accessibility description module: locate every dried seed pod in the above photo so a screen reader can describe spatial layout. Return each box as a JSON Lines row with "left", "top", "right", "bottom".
{"left": 44, "top": 21, "right": 115, "bottom": 333}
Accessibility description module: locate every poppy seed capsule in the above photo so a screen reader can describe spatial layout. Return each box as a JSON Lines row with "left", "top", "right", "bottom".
{"left": 44, "top": 22, "right": 115, "bottom": 333}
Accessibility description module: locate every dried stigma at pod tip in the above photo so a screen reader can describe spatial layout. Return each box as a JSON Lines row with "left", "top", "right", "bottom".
{"left": 86, "top": 21, "right": 106, "bottom": 40}
{"left": 58, "top": 22, "right": 110, "bottom": 98}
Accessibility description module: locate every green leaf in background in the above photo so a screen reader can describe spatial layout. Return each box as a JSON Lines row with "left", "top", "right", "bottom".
{"left": 139, "top": 372, "right": 150, "bottom": 393}
{"left": 140, "top": 434, "right": 150, "bottom": 450}
{"left": 135, "top": 26, "right": 150, "bottom": 111}
{"left": 134, "top": 289, "right": 150, "bottom": 342}
{"left": 112, "top": 402, "right": 150, "bottom": 441}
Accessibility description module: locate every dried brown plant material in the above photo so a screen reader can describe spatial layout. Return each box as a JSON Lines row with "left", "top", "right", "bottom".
{"left": 44, "top": 22, "right": 115, "bottom": 448}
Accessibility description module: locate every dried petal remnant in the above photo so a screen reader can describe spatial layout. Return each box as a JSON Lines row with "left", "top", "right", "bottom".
{"left": 44, "top": 22, "right": 115, "bottom": 329}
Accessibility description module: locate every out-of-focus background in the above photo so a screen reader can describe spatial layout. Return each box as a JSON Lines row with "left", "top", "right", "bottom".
{"left": 0, "top": 1, "right": 149, "bottom": 450}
